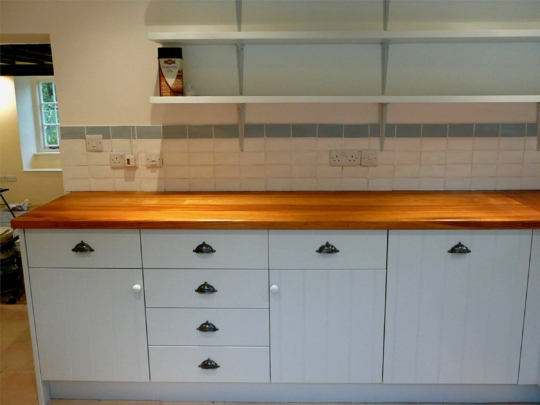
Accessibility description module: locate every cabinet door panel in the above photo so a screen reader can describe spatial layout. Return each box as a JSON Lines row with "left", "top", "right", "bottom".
{"left": 270, "top": 269, "right": 385, "bottom": 383}
{"left": 384, "top": 230, "right": 531, "bottom": 384}
{"left": 29, "top": 268, "right": 149, "bottom": 382}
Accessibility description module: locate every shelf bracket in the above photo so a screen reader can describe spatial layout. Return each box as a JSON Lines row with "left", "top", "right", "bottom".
{"left": 238, "top": 103, "right": 246, "bottom": 152}
{"left": 383, "top": 0, "right": 390, "bottom": 31}
{"left": 236, "top": 43, "right": 245, "bottom": 96}
{"left": 379, "top": 103, "right": 388, "bottom": 152}
{"left": 537, "top": 102, "right": 540, "bottom": 151}
{"left": 236, "top": 0, "right": 242, "bottom": 32}
{"left": 381, "top": 41, "right": 390, "bottom": 96}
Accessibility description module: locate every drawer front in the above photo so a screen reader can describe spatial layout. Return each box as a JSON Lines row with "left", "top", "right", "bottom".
{"left": 25, "top": 229, "right": 142, "bottom": 268}
{"left": 141, "top": 230, "right": 268, "bottom": 269}
{"left": 144, "top": 269, "right": 269, "bottom": 308}
{"left": 147, "top": 308, "right": 269, "bottom": 346}
{"left": 269, "top": 230, "right": 387, "bottom": 269}
{"left": 149, "top": 346, "right": 269, "bottom": 382}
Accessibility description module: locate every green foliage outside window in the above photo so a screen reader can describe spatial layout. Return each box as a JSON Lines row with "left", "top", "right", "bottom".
{"left": 39, "top": 81, "right": 60, "bottom": 148}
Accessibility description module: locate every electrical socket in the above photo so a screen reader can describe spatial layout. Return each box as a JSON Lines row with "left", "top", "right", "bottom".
{"left": 330, "top": 149, "right": 360, "bottom": 166}
{"left": 110, "top": 153, "right": 125, "bottom": 168}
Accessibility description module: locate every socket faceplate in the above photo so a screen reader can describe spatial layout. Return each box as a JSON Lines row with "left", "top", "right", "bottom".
{"left": 330, "top": 149, "right": 360, "bottom": 166}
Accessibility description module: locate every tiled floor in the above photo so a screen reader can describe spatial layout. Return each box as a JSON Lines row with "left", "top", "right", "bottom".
{"left": 1, "top": 303, "right": 538, "bottom": 405}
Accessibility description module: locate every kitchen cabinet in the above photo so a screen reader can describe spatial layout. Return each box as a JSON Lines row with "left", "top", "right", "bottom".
{"left": 384, "top": 230, "right": 532, "bottom": 384}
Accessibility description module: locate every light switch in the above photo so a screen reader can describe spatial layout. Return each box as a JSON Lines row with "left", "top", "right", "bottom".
{"left": 145, "top": 152, "right": 163, "bottom": 168}
{"left": 85, "top": 134, "right": 103, "bottom": 152}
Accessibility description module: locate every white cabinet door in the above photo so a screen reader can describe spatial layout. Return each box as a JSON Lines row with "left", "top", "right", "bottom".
{"left": 29, "top": 268, "right": 149, "bottom": 382}
{"left": 270, "top": 269, "right": 385, "bottom": 383}
{"left": 384, "top": 230, "right": 532, "bottom": 384}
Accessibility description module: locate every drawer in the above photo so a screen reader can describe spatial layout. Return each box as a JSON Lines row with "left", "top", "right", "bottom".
{"left": 141, "top": 230, "right": 268, "bottom": 269}
{"left": 146, "top": 308, "right": 269, "bottom": 346}
{"left": 144, "top": 269, "right": 269, "bottom": 308}
{"left": 25, "top": 229, "right": 142, "bottom": 268}
{"left": 269, "top": 230, "right": 387, "bottom": 270}
{"left": 149, "top": 346, "right": 269, "bottom": 382}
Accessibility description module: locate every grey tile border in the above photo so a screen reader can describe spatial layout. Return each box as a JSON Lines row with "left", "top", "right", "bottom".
{"left": 475, "top": 123, "right": 500, "bottom": 137}
{"left": 317, "top": 124, "right": 342, "bottom": 138}
{"left": 385, "top": 124, "right": 396, "bottom": 138}
{"left": 188, "top": 125, "right": 213, "bottom": 139}
{"left": 396, "top": 124, "right": 421, "bottom": 138}
{"left": 500, "top": 123, "right": 526, "bottom": 137}
{"left": 214, "top": 125, "right": 239, "bottom": 138}
{"left": 422, "top": 124, "right": 447, "bottom": 138}
{"left": 59, "top": 126, "right": 85, "bottom": 140}
{"left": 163, "top": 125, "right": 187, "bottom": 139}
{"left": 266, "top": 124, "right": 291, "bottom": 138}
{"left": 527, "top": 123, "right": 539, "bottom": 137}
{"left": 292, "top": 124, "right": 317, "bottom": 138}
{"left": 244, "top": 124, "right": 265, "bottom": 138}
{"left": 136, "top": 126, "right": 162, "bottom": 139}
{"left": 85, "top": 126, "right": 111, "bottom": 139}
{"left": 344, "top": 124, "right": 369, "bottom": 138}
{"left": 370, "top": 124, "right": 380, "bottom": 138}
{"left": 449, "top": 124, "right": 474, "bottom": 138}
{"left": 111, "top": 126, "right": 135, "bottom": 139}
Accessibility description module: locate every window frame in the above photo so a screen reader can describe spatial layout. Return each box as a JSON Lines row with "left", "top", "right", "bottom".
{"left": 30, "top": 77, "right": 60, "bottom": 152}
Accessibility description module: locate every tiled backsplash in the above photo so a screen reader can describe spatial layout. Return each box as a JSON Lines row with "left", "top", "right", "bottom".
{"left": 60, "top": 123, "right": 540, "bottom": 192}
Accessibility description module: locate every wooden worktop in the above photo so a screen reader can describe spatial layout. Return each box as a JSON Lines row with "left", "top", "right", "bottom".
{"left": 10, "top": 190, "right": 540, "bottom": 230}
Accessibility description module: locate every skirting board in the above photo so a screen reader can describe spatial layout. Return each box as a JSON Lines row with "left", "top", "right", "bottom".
{"left": 49, "top": 382, "right": 540, "bottom": 403}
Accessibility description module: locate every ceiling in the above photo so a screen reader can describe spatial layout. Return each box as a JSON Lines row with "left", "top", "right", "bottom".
{"left": 0, "top": 44, "right": 54, "bottom": 76}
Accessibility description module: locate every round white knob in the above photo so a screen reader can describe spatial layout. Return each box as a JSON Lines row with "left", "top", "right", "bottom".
{"left": 132, "top": 284, "right": 142, "bottom": 293}
{"left": 270, "top": 284, "right": 279, "bottom": 294}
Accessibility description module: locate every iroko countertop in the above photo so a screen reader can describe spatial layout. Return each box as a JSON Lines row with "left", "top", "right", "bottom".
{"left": 10, "top": 190, "right": 540, "bottom": 230}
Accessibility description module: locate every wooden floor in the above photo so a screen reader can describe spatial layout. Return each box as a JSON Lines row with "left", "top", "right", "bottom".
{"left": 0, "top": 303, "right": 538, "bottom": 405}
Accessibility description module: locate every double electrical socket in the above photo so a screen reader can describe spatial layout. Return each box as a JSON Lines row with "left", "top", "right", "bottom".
{"left": 330, "top": 149, "right": 378, "bottom": 167}
{"left": 110, "top": 153, "right": 137, "bottom": 168}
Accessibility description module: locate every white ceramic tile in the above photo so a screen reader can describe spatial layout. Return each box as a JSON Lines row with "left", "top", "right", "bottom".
{"left": 189, "top": 165, "right": 215, "bottom": 178}
{"left": 113, "top": 168, "right": 139, "bottom": 180}
{"left": 317, "top": 138, "right": 342, "bottom": 150}
{"left": 60, "top": 139, "right": 86, "bottom": 152}
{"left": 447, "top": 137, "right": 474, "bottom": 151}
{"left": 368, "top": 178, "right": 393, "bottom": 190}
{"left": 136, "top": 139, "right": 162, "bottom": 151}
{"left": 445, "top": 164, "right": 472, "bottom": 177}
{"left": 88, "top": 166, "right": 114, "bottom": 179}
{"left": 521, "top": 177, "right": 540, "bottom": 189}
{"left": 292, "top": 178, "right": 318, "bottom": 191}
{"left": 472, "top": 151, "right": 498, "bottom": 164}
{"left": 189, "top": 178, "right": 215, "bottom": 191}
{"left": 473, "top": 137, "right": 499, "bottom": 151}
{"left": 215, "top": 178, "right": 241, "bottom": 191}
{"left": 102, "top": 139, "right": 112, "bottom": 152}
{"left": 343, "top": 166, "right": 370, "bottom": 178}
{"left": 343, "top": 138, "right": 370, "bottom": 150}
{"left": 342, "top": 177, "right": 368, "bottom": 190}
{"left": 188, "top": 139, "right": 214, "bottom": 152}
{"left": 215, "top": 165, "right": 240, "bottom": 178}
{"left": 139, "top": 167, "right": 165, "bottom": 179}
{"left": 240, "top": 178, "right": 266, "bottom": 191}
{"left": 317, "top": 151, "right": 331, "bottom": 165}
{"left": 291, "top": 138, "right": 317, "bottom": 151}
{"left": 497, "top": 164, "right": 523, "bottom": 177}
{"left": 90, "top": 178, "right": 115, "bottom": 191}
{"left": 419, "top": 165, "right": 445, "bottom": 178}
{"left": 471, "top": 164, "right": 497, "bottom": 177}
{"left": 140, "top": 178, "right": 165, "bottom": 191}
{"left": 372, "top": 138, "right": 386, "bottom": 150}
{"left": 266, "top": 151, "right": 291, "bottom": 164}
{"left": 421, "top": 151, "right": 446, "bottom": 165}
{"left": 419, "top": 177, "right": 445, "bottom": 190}
{"left": 317, "top": 165, "right": 343, "bottom": 178}
{"left": 240, "top": 152, "right": 265, "bottom": 165}
{"left": 446, "top": 150, "right": 473, "bottom": 164}
{"left": 523, "top": 164, "right": 540, "bottom": 177}
{"left": 164, "top": 178, "right": 190, "bottom": 191}
{"left": 163, "top": 152, "right": 188, "bottom": 165}
{"left": 497, "top": 151, "right": 524, "bottom": 164}
{"left": 114, "top": 178, "right": 141, "bottom": 191}
{"left": 378, "top": 151, "right": 395, "bottom": 165}
{"left": 525, "top": 137, "right": 538, "bottom": 151}
{"left": 266, "top": 178, "right": 292, "bottom": 191}
{"left": 317, "top": 177, "right": 343, "bottom": 190}
{"left": 291, "top": 151, "right": 318, "bottom": 165}
{"left": 266, "top": 164, "right": 291, "bottom": 178}
{"left": 394, "top": 138, "right": 422, "bottom": 151}
{"left": 470, "top": 177, "right": 497, "bottom": 190}
{"left": 369, "top": 164, "right": 395, "bottom": 178}
{"left": 111, "top": 139, "right": 132, "bottom": 152}
{"left": 524, "top": 150, "right": 540, "bottom": 164}
{"left": 164, "top": 165, "right": 189, "bottom": 179}
{"left": 162, "top": 139, "right": 188, "bottom": 152}
{"left": 214, "top": 138, "right": 239, "bottom": 152}
{"left": 64, "top": 178, "right": 91, "bottom": 192}
{"left": 394, "top": 151, "right": 421, "bottom": 165}
{"left": 445, "top": 177, "right": 471, "bottom": 190}
{"left": 394, "top": 164, "right": 420, "bottom": 178}
{"left": 243, "top": 138, "right": 265, "bottom": 152}
{"left": 61, "top": 152, "right": 88, "bottom": 166}
{"left": 215, "top": 152, "right": 240, "bottom": 165}
{"left": 421, "top": 138, "right": 448, "bottom": 151}
{"left": 496, "top": 177, "right": 522, "bottom": 190}
{"left": 393, "top": 177, "right": 420, "bottom": 190}
{"left": 87, "top": 152, "right": 110, "bottom": 166}
{"left": 63, "top": 165, "right": 90, "bottom": 179}
{"left": 189, "top": 152, "right": 214, "bottom": 166}
{"left": 499, "top": 137, "right": 525, "bottom": 151}
{"left": 266, "top": 138, "right": 292, "bottom": 151}
{"left": 291, "top": 165, "right": 317, "bottom": 178}
{"left": 240, "top": 165, "right": 266, "bottom": 178}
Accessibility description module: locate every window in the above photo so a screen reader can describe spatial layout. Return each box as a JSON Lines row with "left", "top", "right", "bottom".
{"left": 32, "top": 78, "right": 60, "bottom": 150}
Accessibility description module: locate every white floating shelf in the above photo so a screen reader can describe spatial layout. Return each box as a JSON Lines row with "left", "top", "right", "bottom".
{"left": 150, "top": 95, "right": 540, "bottom": 104}
{"left": 148, "top": 30, "right": 540, "bottom": 45}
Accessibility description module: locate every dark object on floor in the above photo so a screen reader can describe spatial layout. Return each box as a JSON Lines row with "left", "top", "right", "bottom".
{"left": 1, "top": 226, "right": 24, "bottom": 304}
{"left": 0, "top": 188, "right": 16, "bottom": 218}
